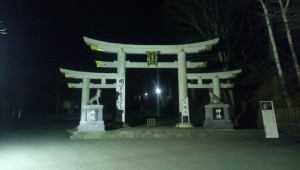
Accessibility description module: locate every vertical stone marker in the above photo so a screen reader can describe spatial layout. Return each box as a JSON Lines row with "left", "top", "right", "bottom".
{"left": 176, "top": 97, "right": 192, "bottom": 127}
{"left": 116, "top": 78, "right": 125, "bottom": 123}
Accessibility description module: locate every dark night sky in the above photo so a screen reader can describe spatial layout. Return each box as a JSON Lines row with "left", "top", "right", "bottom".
{"left": 0, "top": 0, "right": 178, "bottom": 109}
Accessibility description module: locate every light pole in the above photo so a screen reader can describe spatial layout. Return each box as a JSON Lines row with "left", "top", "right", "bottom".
{"left": 155, "top": 87, "right": 161, "bottom": 118}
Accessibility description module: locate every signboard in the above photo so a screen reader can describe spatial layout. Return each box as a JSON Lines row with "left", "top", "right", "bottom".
{"left": 213, "top": 108, "right": 225, "bottom": 120}
{"left": 181, "top": 97, "right": 190, "bottom": 123}
{"left": 146, "top": 51, "right": 159, "bottom": 66}
{"left": 181, "top": 97, "right": 189, "bottom": 116}
{"left": 88, "top": 109, "right": 97, "bottom": 121}
{"left": 116, "top": 78, "right": 125, "bottom": 122}
{"left": 260, "top": 101, "right": 279, "bottom": 138}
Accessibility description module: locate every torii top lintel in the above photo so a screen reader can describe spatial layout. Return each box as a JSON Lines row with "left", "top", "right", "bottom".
{"left": 83, "top": 37, "right": 219, "bottom": 55}
{"left": 60, "top": 68, "right": 118, "bottom": 79}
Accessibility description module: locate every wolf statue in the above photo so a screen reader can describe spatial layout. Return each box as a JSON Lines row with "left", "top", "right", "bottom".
{"left": 88, "top": 89, "right": 101, "bottom": 105}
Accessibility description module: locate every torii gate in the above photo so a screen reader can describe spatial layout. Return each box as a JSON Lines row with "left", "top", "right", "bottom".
{"left": 187, "top": 70, "right": 242, "bottom": 129}
{"left": 60, "top": 68, "right": 118, "bottom": 105}
{"left": 60, "top": 37, "right": 220, "bottom": 128}
{"left": 81, "top": 37, "right": 219, "bottom": 127}
{"left": 187, "top": 69, "right": 242, "bottom": 101}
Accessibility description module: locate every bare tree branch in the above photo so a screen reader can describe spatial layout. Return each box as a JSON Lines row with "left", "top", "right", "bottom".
{"left": 258, "top": 0, "right": 292, "bottom": 107}
{"left": 278, "top": 0, "right": 300, "bottom": 87}
{"left": 0, "top": 21, "right": 7, "bottom": 34}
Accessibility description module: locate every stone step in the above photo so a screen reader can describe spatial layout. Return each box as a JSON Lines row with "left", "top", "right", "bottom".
{"left": 69, "top": 128, "right": 264, "bottom": 139}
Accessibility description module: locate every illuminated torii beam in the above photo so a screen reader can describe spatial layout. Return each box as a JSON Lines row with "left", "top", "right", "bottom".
{"left": 84, "top": 36, "right": 219, "bottom": 54}
{"left": 67, "top": 83, "right": 116, "bottom": 89}
{"left": 187, "top": 69, "right": 242, "bottom": 79}
{"left": 60, "top": 68, "right": 118, "bottom": 79}
{"left": 95, "top": 61, "right": 207, "bottom": 69}
{"left": 188, "top": 83, "right": 234, "bottom": 89}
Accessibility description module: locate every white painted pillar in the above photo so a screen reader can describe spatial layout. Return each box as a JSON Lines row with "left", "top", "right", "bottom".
{"left": 212, "top": 76, "right": 221, "bottom": 98}
{"left": 176, "top": 50, "right": 192, "bottom": 128}
{"left": 101, "top": 78, "right": 106, "bottom": 85}
{"left": 118, "top": 50, "right": 126, "bottom": 78}
{"left": 82, "top": 77, "right": 90, "bottom": 105}
{"left": 117, "top": 50, "right": 126, "bottom": 123}
{"left": 178, "top": 50, "right": 188, "bottom": 113}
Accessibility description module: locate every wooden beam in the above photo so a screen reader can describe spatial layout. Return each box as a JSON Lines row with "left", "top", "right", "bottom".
{"left": 84, "top": 36, "right": 219, "bottom": 54}
{"left": 95, "top": 61, "right": 207, "bottom": 69}
{"left": 67, "top": 83, "right": 116, "bottom": 89}
{"left": 188, "top": 83, "right": 234, "bottom": 89}
{"left": 187, "top": 69, "right": 242, "bottom": 79}
{"left": 60, "top": 68, "right": 118, "bottom": 79}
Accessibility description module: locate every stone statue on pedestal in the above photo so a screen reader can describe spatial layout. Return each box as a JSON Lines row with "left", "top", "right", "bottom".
{"left": 89, "top": 89, "right": 101, "bottom": 105}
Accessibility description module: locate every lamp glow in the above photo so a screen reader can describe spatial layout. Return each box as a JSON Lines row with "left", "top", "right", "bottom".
{"left": 155, "top": 88, "right": 161, "bottom": 94}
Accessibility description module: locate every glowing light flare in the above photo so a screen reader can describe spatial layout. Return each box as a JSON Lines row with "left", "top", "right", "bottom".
{"left": 155, "top": 88, "right": 161, "bottom": 94}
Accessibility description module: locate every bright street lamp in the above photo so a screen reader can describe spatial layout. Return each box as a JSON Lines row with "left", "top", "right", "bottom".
{"left": 155, "top": 88, "right": 161, "bottom": 94}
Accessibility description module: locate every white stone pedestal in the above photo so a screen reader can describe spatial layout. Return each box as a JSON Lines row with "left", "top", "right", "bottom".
{"left": 203, "top": 104, "right": 233, "bottom": 129}
{"left": 176, "top": 115, "right": 193, "bottom": 128}
{"left": 176, "top": 97, "right": 193, "bottom": 128}
{"left": 77, "top": 105, "right": 105, "bottom": 132}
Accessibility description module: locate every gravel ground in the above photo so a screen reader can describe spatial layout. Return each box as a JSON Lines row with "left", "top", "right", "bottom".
{"left": 0, "top": 120, "right": 300, "bottom": 170}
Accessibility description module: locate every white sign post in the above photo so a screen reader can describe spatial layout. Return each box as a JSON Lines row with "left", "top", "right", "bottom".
{"left": 260, "top": 101, "right": 279, "bottom": 141}
{"left": 181, "top": 97, "right": 190, "bottom": 123}
{"left": 116, "top": 78, "right": 126, "bottom": 123}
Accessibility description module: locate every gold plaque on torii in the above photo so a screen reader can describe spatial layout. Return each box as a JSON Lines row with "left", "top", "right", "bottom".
{"left": 146, "top": 51, "right": 160, "bottom": 66}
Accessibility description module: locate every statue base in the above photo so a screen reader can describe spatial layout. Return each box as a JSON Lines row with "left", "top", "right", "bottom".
{"left": 77, "top": 105, "right": 105, "bottom": 132}
{"left": 203, "top": 104, "right": 233, "bottom": 129}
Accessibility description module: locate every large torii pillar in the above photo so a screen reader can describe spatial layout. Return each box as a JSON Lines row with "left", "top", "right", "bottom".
{"left": 212, "top": 76, "right": 221, "bottom": 99}
{"left": 177, "top": 50, "right": 191, "bottom": 127}
{"left": 178, "top": 50, "right": 187, "bottom": 109}
{"left": 82, "top": 77, "right": 90, "bottom": 105}
{"left": 117, "top": 50, "right": 126, "bottom": 78}
{"left": 116, "top": 50, "right": 126, "bottom": 123}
